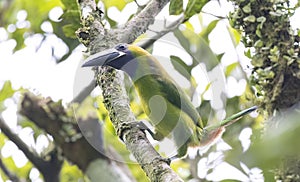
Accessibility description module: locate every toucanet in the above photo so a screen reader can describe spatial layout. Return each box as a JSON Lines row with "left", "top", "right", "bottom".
{"left": 82, "top": 43, "right": 257, "bottom": 157}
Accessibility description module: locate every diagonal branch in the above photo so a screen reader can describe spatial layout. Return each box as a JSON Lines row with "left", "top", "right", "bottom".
{"left": 98, "top": 67, "right": 183, "bottom": 181}
{"left": 0, "top": 116, "right": 62, "bottom": 182}
{"left": 76, "top": 0, "right": 183, "bottom": 181}
{"left": 0, "top": 157, "right": 19, "bottom": 182}
{"left": 119, "top": 0, "right": 170, "bottom": 43}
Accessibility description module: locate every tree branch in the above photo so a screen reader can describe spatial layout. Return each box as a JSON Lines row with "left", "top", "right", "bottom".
{"left": 0, "top": 116, "right": 61, "bottom": 182}
{"left": 20, "top": 93, "right": 135, "bottom": 182}
{"left": 119, "top": 0, "right": 170, "bottom": 43}
{"left": 76, "top": 0, "right": 184, "bottom": 180}
{"left": 98, "top": 67, "right": 183, "bottom": 181}
{"left": 0, "top": 157, "right": 19, "bottom": 182}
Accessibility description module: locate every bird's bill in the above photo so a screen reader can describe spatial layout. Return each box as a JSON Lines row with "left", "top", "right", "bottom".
{"left": 82, "top": 48, "right": 126, "bottom": 67}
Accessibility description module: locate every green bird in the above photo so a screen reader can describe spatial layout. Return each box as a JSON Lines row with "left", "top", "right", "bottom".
{"left": 82, "top": 43, "right": 257, "bottom": 157}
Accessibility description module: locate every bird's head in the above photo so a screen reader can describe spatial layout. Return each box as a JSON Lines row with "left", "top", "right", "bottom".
{"left": 82, "top": 43, "right": 149, "bottom": 70}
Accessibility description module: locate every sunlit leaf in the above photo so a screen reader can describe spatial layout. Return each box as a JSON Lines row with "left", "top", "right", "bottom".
{"left": 184, "top": 21, "right": 194, "bottom": 31}
{"left": 0, "top": 81, "right": 15, "bottom": 103}
{"left": 184, "top": 0, "right": 208, "bottom": 20}
{"left": 101, "top": 0, "right": 133, "bottom": 11}
{"left": 61, "top": 0, "right": 79, "bottom": 10}
{"left": 238, "top": 111, "right": 300, "bottom": 174}
{"left": 60, "top": 162, "right": 84, "bottom": 182}
{"left": 2, "top": 157, "right": 32, "bottom": 178}
{"left": 199, "top": 19, "right": 219, "bottom": 42}
{"left": 227, "top": 26, "right": 241, "bottom": 47}
{"left": 173, "top": 28, "right": 219, "bottom": 71}
{"left": 225, "top": 62, "right": 239, "bottom": 76}
{"left": 169, "top": 0, "right": 183, "bottom": 15}
{"left": 0, "top": 133, "right": 6, "bottom": 148}
{"left": 170, "top": 55, "right": 192, "bottom": 80}
{"left": 62, "top": 24, "right": 78, "bottom": 38}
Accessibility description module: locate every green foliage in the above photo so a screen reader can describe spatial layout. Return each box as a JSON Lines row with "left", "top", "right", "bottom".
{"left": 225, "top": 62, "right": 239, "bottom": 77}
{"left": 19, "top": 121, "right": 44, "bottom": 142}
{"left": 0, "top": 0, "right": 81, "bottom": 62}
{"left": 60, "top": 162, "right": 85, "bottom": 182}
{"left": 0, "top": 133, "right": 6, "bottom": 149}
{"left": 227, "top": 26, "right": 241, "bottom": 47}
{"left": 0, "top": 81, "right": 15, "bottom": 103}
{"left": 169, "top": 0, "right": 183, "bottom": 15}
{"left": 53, "top": 0, "right": 81, "bottom": 62}
{"left": 184, "top": 0, "right": 208, "bottom": 20}
{"left": 229, "top": 0, "right": 300, "bottom": 111}
{"left": 2, "top": 156, "right": 32, "bottom": 180}
{"left": 173, "top": 28, "right": 219, "bottom": 71}
{"left": 170, "top": 55, "right": 192, "bottom": 80}
{"left": 0, "top": 0, "right": 62, "bottom": 51}
{"left": 199, "top": 19, "right": 219, "bottom": 42}
{"left": 236, "top": 111, "right": 300, "bottom": 179}
{"left": 101, "top": 0, "right": 133, "bottom": 11}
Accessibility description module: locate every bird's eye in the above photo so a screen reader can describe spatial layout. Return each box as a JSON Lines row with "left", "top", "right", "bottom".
{"left": 116, "top": 44, "right": 126, "bottom": 50}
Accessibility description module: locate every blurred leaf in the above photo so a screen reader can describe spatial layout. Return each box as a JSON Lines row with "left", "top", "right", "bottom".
{"left": 170, "top": 55, "right": 192, "bottom": 80}
{"left": 184, "top": 0, "right": 208, "bottom": 20}
{"left": 0, "top": 133, "right": 6, "bottom": 148}
{"left": 101, "top": 0, "right": 133, "bottom": 11}
{"left": 2, "top": 157, "right": 32, "bottom": 179}
{"left": 60, "top": 161, "right": 84, "bottom": 182}
{"left": 216, "top": 53, "right": 225, "bottom": 63}
{"left": 227, "top": 26, "right": 241, "bottom": 47}
{"left": 0, "top": 81, "right": 15, "bottom": 103}
{"left": 240, "top": 111, "right": 300, "bottom": 171}
{"left": 184, "top": 21, "right": 194, "bottom": 31}
{"left": 173, "top": 28, "right": 219, "bottom": 71}
{"left": 169, "top": 0, "right": 183, "bottom": 15}
{"left": 0, "top": 169, "right": 9, "bottom": 181}
{"left": 197, "top": 100, "right": 212, "bottom": 126}
{"left": 60, "top": 10, "right": 80, "bottom": 23}
{"left": 199, "top": 19, "right": 219, "bottom": 42}
{"left": 201, "top": 82, "right": 211, "bottom": 98}
{"left": 59, "top": 8, "right": 80, "bottom": 39}
{"left": 61, "top": 0, "right": 79, "bottom": 10}
{"left": 11, "top": 28, "right": 26, "bottom": 50}
{"left": 62, "top": 24, "right": 79, "bottom": 38}
{"left": 19, "top": 120, "right": 44, "bottom": 141}
{"left": 3, "top": 0, "right": 62, "bottom": 32}
{"left": 225, "top": 62, "right": 239, "bottom": 76}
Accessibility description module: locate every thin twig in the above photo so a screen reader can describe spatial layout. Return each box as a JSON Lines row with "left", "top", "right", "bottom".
{"left": 0, "top": 157, "right": 19, "bottom": 182}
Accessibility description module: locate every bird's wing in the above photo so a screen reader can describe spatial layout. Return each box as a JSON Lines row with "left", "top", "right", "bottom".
{"left": 155, "top": 75, "right": 203, "bottom": 128}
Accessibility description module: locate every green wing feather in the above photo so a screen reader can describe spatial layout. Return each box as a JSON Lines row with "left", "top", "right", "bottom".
{"left": 156, "top": 75, "right": 204, "bottom": 128}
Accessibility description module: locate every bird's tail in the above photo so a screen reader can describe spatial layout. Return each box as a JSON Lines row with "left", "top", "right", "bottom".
{"left": 200, "top": 106, "right": 258, "bottom": 147}
{"left": 204, "top": 106, "right": 258, "bottom": 132}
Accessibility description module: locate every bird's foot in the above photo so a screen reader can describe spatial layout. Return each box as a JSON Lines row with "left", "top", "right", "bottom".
{"left": 133, "top": 121, "right": 164, "bottom": 141}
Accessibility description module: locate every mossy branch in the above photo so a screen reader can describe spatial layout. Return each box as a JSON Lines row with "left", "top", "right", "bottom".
{"left": 229, "top": 0, "right": 300, "bottom": 115}
{"left": 76, "top": 0, "right": 183, "bottom": 181}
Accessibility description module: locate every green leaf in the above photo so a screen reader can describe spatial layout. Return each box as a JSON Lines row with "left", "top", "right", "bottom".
{"left": 199, "top": 19, "right": 219, "bottom": 42}
{"left": 225, "top": 62, "right": 239, "bottom": 76}
{"left": 170, "top": 55, "right": 192, "bottom": 80}
{"left": 184, "top": 0, "right": 208, "bottom": 20}
{"left": 10, "top": 28, "right": 26, "bottom": 51}
{"left": 227, "top": 26, "right": 241, "bottom": 47}
{"left": 1, "top": 0, "right": 62, "bottom": 51}
{"left": 169, "top": 0, "right": 183, "bottom": 15}
{"left": 243, "top": 15, "right": 256, "bottom": 22}
{"left": 0, "top": 81, "right": 15, "bottom": 103}
{"left": 62, "top": 24, "right": 78, "bottom": 38}
{"left": 101, "top": 0, "right": 133, "bottom": 11}
{"left": 61, "top": 0, "right": 79, "bottom": 10}
{"left": 173, "top": 28, "right": 219, "bottom": 71}
{"left": 61, "top": 161, "right": 84, "bottom": 182}
{"left": 2, "top": 157, "right": 32, "bottom": 178}
{"left": 60, "top": 10, "right": 81, "bottom": 23}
